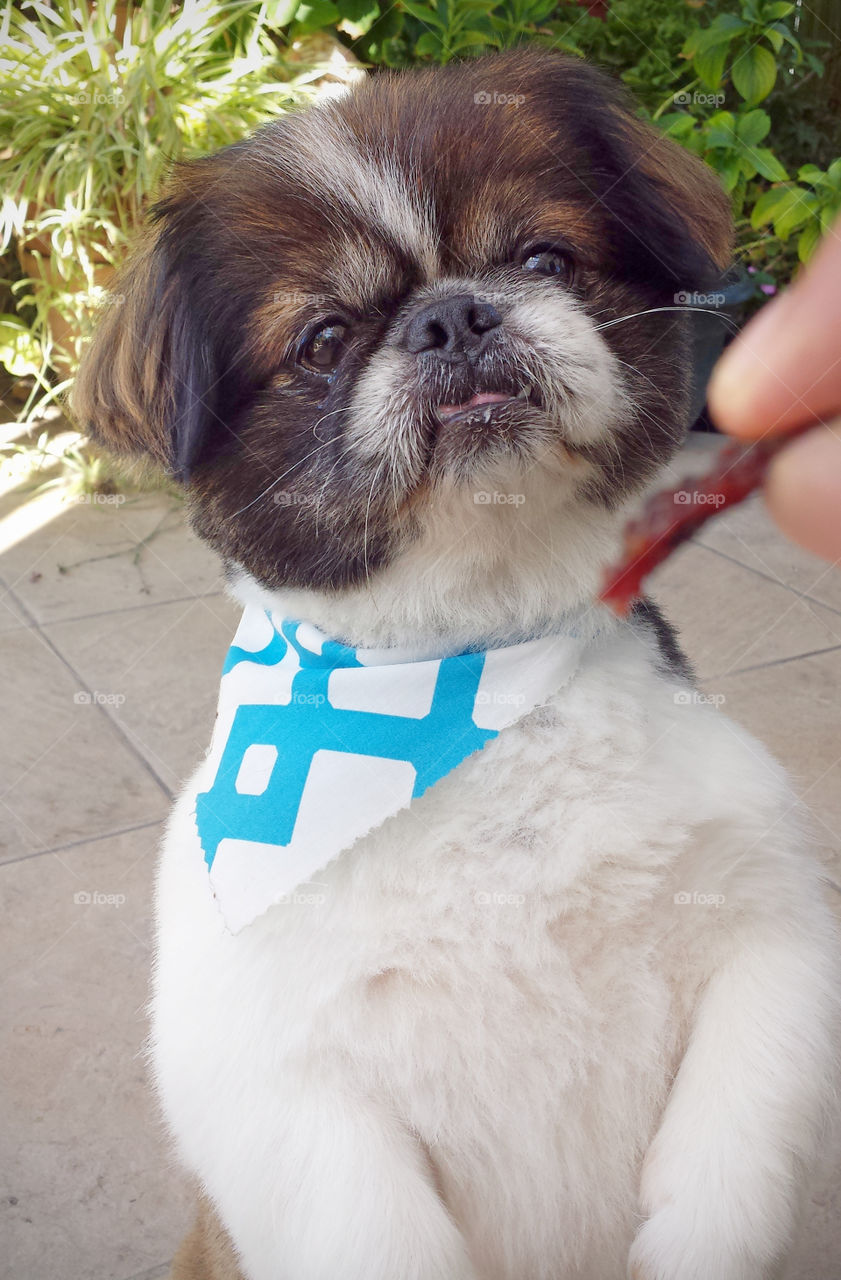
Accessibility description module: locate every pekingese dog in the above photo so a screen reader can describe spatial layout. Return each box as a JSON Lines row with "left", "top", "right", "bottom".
{"left": 73, "top": 50, "right": 839, "bottom": 1280}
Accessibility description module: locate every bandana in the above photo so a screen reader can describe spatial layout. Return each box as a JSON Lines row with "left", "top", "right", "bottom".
{"left": 194, "top": 607, "right": 588, "bottom": 932}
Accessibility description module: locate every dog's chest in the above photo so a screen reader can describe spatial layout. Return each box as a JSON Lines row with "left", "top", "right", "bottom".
{"left": 155, "top": 654, "right": 691, "bottom": 1278}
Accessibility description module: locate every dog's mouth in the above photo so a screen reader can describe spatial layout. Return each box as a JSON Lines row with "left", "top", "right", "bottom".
{"left": 435, "top": 383, "right": 539, "bottom": 425}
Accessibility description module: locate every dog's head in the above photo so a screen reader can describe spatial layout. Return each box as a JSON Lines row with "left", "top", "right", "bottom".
{"left": 73, "top": 51, "right": 732, "bottom": 647}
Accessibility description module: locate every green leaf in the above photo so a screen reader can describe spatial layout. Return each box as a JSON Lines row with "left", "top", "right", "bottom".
{"left": 750, "top": 185, "right": 799, "bottom": 228}
{"left": 693, "top": 41, "right": 729, "bottom": 89}
{"left": 759, "top": 1, "right": 794, "bottom": 19}
{"left": 798, "top": 222, "right": 821, "bottom": 262}
{"left": 731, "top": 45, "right": 777, "bottom": 104}
{"left": 401, "top": 0, "right": 445, "bottom": 27}
{"left": 413, "top": 30, "right": 441, "bottom": 54}
{"left": 717, "top": 156, "right": 742, "bottom": 192}
{"left": 735, "top": 108, "right": 770, "bottom": 146}
{"left": 798, "top": 163, "right": 827, "bottom": 185}
{"left": 0, "top": 315, "right": 43, "bottom": 378}
{"left": 748, "top": 146, "right": 789, "bottom": 182}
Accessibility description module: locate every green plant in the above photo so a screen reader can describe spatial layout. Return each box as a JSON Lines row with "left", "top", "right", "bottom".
{"left": 751, "top": 159, "right": 841, "bottom": 262}
{"left": 0, "top": 0, "right": 312, "bottom": 418}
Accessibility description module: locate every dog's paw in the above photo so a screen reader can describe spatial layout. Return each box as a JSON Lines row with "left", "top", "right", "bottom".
{"left": 627, "top": 1206, "right": 771, "bottom": 1280}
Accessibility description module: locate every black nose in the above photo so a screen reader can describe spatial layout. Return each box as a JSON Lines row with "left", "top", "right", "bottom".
{"left": 403, "top": 294, "right": 502, "bottom": 357}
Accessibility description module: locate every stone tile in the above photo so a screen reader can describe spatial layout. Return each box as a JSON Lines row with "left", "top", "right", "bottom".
{"left": 649, "top": 540, "right": 841, "bottom": 680}
{"left": 0, "top": 578, "right": 29, "bottom": 631}
{"left": 0, "top": 486, "right": 223, "bottom": 626}
{"left": 0, "top": 629, "right": 169, "bottom": 862}
{"left": 697, "top": 489, "right": 841, "bottom": 616}
{"left": 0, "top": 826, "right": 193, "bottom": 1280}
{"left": 45, "top": 593, "right": 242, "bottom": 794}
{"left": 707, "top": 648, "right": 841, "bottom": 874}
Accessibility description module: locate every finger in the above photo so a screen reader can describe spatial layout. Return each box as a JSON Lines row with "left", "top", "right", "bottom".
{"left": 708, "top": 219, "right": 841, "bottom": 439}
{"left": 764, "top": 423, "right": 841, "bottom": 562}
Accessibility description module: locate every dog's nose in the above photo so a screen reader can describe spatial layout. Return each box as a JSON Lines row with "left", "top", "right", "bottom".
{"left": 402, "top": 294, "right": 502, "bottom": 357}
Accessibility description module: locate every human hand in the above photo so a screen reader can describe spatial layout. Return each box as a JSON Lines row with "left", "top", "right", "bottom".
{"left": 708, "top": 219, "right": 841, "bottom": 562}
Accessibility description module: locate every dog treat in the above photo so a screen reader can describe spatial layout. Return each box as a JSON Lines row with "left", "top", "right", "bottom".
{"left": 599, "top": 430, "right": 802, "bottom": 615}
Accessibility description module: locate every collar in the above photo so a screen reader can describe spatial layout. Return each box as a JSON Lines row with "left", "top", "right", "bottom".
{"left": 194, "top": 607, "right": 591, "bottom": 931}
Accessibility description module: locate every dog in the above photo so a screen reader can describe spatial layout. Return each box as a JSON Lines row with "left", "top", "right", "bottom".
{"left": 73, "top": 50, "right": 839, "bottom": 1280}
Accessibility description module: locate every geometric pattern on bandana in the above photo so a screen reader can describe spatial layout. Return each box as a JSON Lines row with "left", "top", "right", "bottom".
{"left": 193, "top": 608, "right": 587, "bottom": 931}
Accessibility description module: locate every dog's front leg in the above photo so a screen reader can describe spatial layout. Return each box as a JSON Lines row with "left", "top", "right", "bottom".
{"left": 206, "top": 1089, "right": 477, "bottom": 1280}
{"left": 627, "top": 914, "right": 838, "bottom": 1280}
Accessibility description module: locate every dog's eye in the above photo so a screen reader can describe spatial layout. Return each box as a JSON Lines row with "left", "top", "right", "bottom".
{"left": 298, "top": 321, "right": 350, "bottom": 374}
{"left": 520, "top": 245, "right": 574, "bottom": 283}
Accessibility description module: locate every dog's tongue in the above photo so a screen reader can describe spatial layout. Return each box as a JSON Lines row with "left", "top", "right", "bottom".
{"left": 437, "top": 391, "right": 511, "bottom": 420}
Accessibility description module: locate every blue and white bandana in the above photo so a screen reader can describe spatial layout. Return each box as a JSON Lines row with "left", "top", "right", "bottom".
{"left": 194, "top": 607, "right": 587, "bottom": 931}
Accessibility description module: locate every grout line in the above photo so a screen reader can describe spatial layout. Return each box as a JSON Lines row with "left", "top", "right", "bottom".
{"left": 705, "top": 643, "right": 841, "bottom": 681}
{"left": 1, "top": 582, "right": 174, "bottom": 802}
{"left": 696, "top": 543, "right": 841, "bottom": 621}
{"left": 0, "top": 583, "right": 225, "bottom": 632}
{"left": 0, "top": 818, "right": 164, "bottom": 867}
{"left": 40, "top": 587, "right": 226, "bottom": 630}
{"left": 120, "top": 1265, "right": 172, "bottom": 1280}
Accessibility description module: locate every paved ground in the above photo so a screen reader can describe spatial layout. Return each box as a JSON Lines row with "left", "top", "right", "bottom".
{"left": 1, "top": 434, "right": 840, "bottom": 1280}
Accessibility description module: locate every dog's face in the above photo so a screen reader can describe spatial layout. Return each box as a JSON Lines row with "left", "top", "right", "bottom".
{"left": 74, "top": 51, "right": 732, "bottom": 645}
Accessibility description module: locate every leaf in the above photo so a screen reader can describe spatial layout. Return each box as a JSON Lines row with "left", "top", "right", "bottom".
{"left": 798, "top": 222, "right": 821, "bottom": 262}
{"left": 0, "top": 314, "right": 43, "bottom": 378}
{"left": 693, "top": 41, "right": 730, "bottom": 89}
{"left": 760, "top": 1, "right": 794, "bottom": 19}
{"left": 735, "top": 108, "right": 770, "bottom": 146}
{"left": 798, "top": 163, "right": 827, "bottom": 185}
{"left": 401, "top": 0, "right": 445, "bottom": 27}
{"left": 716, "top": 156, "right": 742, "bottom": 192}
{"left": 748, "top": 146, "right": 789, "bottom": 182}
{"left": 750, "top": 185, "right": 800, "bottom": 229}
{"left": 731, "top": 45, "right": 777, "bottom": 104}
{"left": 413, "top": 30, "right": 441, "bottom": 54}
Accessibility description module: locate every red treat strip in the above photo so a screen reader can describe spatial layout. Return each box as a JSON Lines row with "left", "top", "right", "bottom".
{"left": 599, "top": 431, "right": 804, "bottom": 616}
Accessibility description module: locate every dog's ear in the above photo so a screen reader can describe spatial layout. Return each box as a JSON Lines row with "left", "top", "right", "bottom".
{"left": 606, "top": 109, "right": 734, "bottom": 292}
{"left": 71, "top": 210, "right": 220, "bottom": 485}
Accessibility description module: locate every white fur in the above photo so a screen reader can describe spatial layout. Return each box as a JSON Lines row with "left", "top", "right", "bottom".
{"left": 151, "top": 595, "right": 840, "bottom": 1280}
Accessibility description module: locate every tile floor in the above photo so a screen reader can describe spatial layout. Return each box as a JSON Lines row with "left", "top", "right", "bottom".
{"left": 1, "top": 435, "right": 840, "bottom": 1280}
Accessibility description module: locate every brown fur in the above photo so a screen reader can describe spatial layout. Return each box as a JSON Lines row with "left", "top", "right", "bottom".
{"left": 169, "top": 1194, "right": 245, "bottom": 1280}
